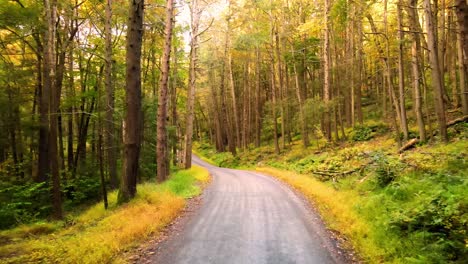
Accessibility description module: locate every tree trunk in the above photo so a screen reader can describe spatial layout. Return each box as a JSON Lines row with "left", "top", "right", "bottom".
{"left": 291, "top": 45, "right": 309, "bottom": 147}
{"left": 119, "top": 0, "right": 144, "bottom": 203}
{"left": 397, "top": 1, "right": 409, "bottom": 141}
{"left": 255, "top": 47, "right": 261, "bottom": 148}
{"left": 408, "top": 0, "right": 426, "bottom": 141}
{"left": 424, "top": 0, "right": 448, "bottom": 142}
{"left": 323, "top": 0, "right": 332, "bottom": 141}
{"left": 455, "top": 1, "right": 468, "bottom": 115}
{"left": 104, "top": 0, "right": 118, "bottom": 188}
{"left": 184, "top": 0, "right": 200, "bottom": 168}
{"left": 156, "top": 0, "right": 174, "bottom": 181}
{"left": 43, "top": 0, "right": 62, "bottom": 219}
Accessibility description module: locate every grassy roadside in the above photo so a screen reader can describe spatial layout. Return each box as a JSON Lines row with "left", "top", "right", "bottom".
{"left": 0, "top": 165, "right": 210, "bottom": 264}
{"left": 194, "top": 127, "right": 467, "bottom": 263}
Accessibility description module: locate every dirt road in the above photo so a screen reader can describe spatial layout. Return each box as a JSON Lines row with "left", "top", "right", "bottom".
{"left": 149, "top": 156, "right": 350, "bottom": 264}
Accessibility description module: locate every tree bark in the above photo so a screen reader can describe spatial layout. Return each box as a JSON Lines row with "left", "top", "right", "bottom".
{"left": 43, "top": 0, "right": 62, "bottom": 219}
{"left": 104, "top": 0, "right": 118, "bottom": 188}
{"left": 397, "top": 1, "right": 409, "bottom": 141}
{"left": 184, "top": 0, "right": 201, "bottom": 168}
{"left": 119, "top": 0, "right": 144, "bottom": 203}
{"left": 156, "top": 0, "right": 174, "bottom": 181}
{"left": 323, "top": 0, "right": 332, "bottom": 141}
{"left": 455, "top": 1, "right": 468, "bottom": 115}
{"left": 424, "top": 0, "right": 448, "bottom": 142}
{"left": 408, "top": 0, "right": 426, "bottom": 141}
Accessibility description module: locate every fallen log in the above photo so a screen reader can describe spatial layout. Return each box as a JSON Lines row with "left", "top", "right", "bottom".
{"left": 398, "top": 115, "right": 468, "bottom": 153}
{"left": 398, "top": 138, "right": 419, "bottom": 153}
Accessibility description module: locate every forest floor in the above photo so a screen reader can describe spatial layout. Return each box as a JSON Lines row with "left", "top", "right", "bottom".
{"left": 194, "top": 121, "right": 468, "bottom": 263}
{"left": 0, "top": 166, "right": 210, "bottom": 264}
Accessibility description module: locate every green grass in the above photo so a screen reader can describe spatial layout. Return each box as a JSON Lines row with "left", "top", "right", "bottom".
{"left": 0, "top": 165, "right": 210, "bottom": 264}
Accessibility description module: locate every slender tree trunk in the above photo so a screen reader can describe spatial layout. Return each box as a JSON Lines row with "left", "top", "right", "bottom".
{"left": 323, "top": 0, "right": 332, "bottom": 141}
{"left": 119, "top": 0, "right": 144, "bottom": 203}
{"left": 397, "top": 1, "right": 409, "bottom": 141}
{"left": 408, "top": 0, "right": 426, "bottom": 142}
{"left": 44, "top": 0, "right": 62, "bottom": 219}
{"left": 171, "top": 46, "right": 178, "bottom": 166}
{"left": 37, "top": 28, "right": 49, "bottom": 183}
{"left": 156, "top": 0, "right": 174, "bottom": 181}
{"left": 424, "top": 0, "right": 448, "bottom": 142}
{"left": 184, "top": 0, "right": 200, "bottom": 168}
{"left": 104, "top": 0, "right": 118, "bottom": 188}
{"left": 225, "top": 10, "right": 240, "bottom": 148}
{"left": 291, "top": 46, "right": 309, "bottom": 147}
{"left": 255, "top": 47, "right": 261, "bottom": 148}
{"left": 455, "top": 0, "right": 468, "bottom": 115}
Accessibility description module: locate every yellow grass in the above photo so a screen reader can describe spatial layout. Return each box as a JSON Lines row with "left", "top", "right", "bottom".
{"left": 0, "top": 166, "right": 210, "bottom": 264}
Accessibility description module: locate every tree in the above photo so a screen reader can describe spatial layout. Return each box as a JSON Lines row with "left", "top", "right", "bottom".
{"left": 455, "top": 0, "right": 468, "bottom": 115}
{"left": 323, "top": 0, "right": 332, "bottom": 142}
{"left": 43, "top": 0, "right": 63, "bottom": 219}
{"left": 424, "top": 0, "right": 448, "bottom": 142}
{"left": 407, "top": 0, "right": 426, "bottom": 142}
{"left": 119, "top": 0, "right": 144, "bottom": 202}
{"left": 104, "top": 0, "right": 118, "bottom": 189}
{"left": 156, "top": 0, "right": 175, "bottom": 181}
{"left": 184, "top": 0, "right": 201, "bottom": 169}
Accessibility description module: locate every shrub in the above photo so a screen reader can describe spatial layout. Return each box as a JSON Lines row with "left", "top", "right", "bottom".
{"left": 0, "top": 182, "right": 51, "bottom": 229}
{"left": 389, "top": 192, "right": 468, "bottom": 262}
{"left": 371, "top": 152, "right": 401, "bottom": 187}
{"left": 351, "top": 125, "right": 373, "bottom": 141}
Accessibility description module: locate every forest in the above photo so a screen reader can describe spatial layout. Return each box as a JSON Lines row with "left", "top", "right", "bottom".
{"left": 0, "top": 0, "right": 467, "bottom": 263}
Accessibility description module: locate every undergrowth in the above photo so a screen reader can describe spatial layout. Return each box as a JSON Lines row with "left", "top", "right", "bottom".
{"left": 0, "top": 165, "right": 210, "bottom": 264}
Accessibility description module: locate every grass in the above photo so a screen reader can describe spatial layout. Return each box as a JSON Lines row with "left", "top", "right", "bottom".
{"left": 0, "top": 165, "right": 210, "bottom": 264}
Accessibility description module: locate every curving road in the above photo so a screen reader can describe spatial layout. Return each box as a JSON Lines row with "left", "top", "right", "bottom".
{"left": 149, "top": 156, "right": 349, "bottom": 264}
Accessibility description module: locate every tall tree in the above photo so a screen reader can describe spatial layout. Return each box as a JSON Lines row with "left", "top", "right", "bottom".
{"left": 119, "top": 0, "right": 144, "bottom": 202}
{"left": 455, "top": 0, "right": 468, "bottom": 115}
{"left": 104, "top": 0, "right": 118, "bottom": 189}
{"left": 397, "top": 0, "right": 409, "bottom": 140}
{"left": 323, "top": 0, "right": 332, "bottom": 141}
{"left": 408, "top": 0, "right": 426, "bottom": 141}
{"left": 424, "top": 0, "right": 448, "bottom": 142}
{"left": 43, "top": 0, "right": 62, "bottom": 219}
{"left": 184, "top": 0, "right": 202, "bottom": 168}
{"left": 156, "top": 0, "right": 175, "bottom": 181}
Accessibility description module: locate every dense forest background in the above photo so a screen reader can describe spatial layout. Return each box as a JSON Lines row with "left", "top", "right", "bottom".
{"left": 0, "top": 0, "right": 467, "bottom": 261}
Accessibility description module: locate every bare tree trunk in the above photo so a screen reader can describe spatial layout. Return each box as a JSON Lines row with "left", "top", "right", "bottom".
{"left": 275, "top": 29, "right": 285, "bottom": 149}
{"left": 455, "top": 0, "right": 468, "bottom": 115}
{"left": 397, "top": 0, "right": 409, "bottom": 141}
{"left": 355, "top": 5, "right": 363, "bottom": 125}
{"left": 157, "top": 0, "right": 174, "bottom": 181}
{"left": 37, "top": 26, "right": 49, "bottom": 183}
{"left": 291, "top": 45, "right": 309, "bottom": 147}
{"left": 44, "top": 0, "right": 62, "bottom": 219}
{"left": 255, "top": 47, "right": 261, "bottom": 148}
{"left": 171, "top": 46, "right": 178, "bottom": 166}
{"left": 424, "top": 0, "right": 448, "bottom": 142}
{"left": 225, "top": 10, "right": 240, "bottom": 148}
{"left": 184, "top": 0, "right": 200, "bottom": 168}
{"left": 119, "top": 0, "right": 144, "bottom": 203}
{"left": 104, "top": 0, "right": 118, "bottom": 188}
{"left": 408, "top": 0, "right": 426, "bottom": 142}
{"left": 323, "top": 0, "right": 332, "bottom": 141}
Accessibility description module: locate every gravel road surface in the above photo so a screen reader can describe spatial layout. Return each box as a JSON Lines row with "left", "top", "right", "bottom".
{"left": 149, "top": 156, "right": 349, "bottom": 264}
